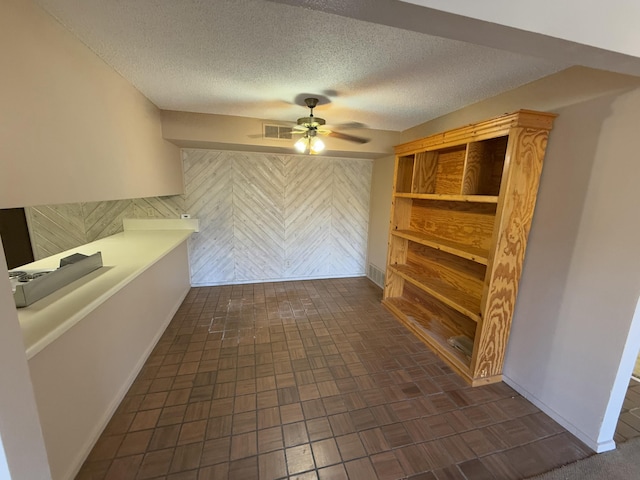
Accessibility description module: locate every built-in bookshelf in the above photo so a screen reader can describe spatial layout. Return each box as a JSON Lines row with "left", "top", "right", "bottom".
{"left": 383, "top": 110, "right": 556, "bottom": 386}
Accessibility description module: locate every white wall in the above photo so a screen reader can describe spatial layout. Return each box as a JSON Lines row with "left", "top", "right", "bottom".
{"left": 506, "top": 88, "right": 640, "bottom": 452}
{"left": 0, "top": 242, "right": 51, "bottom": 479}
{"left": 0, "top": 439, "right": 9, "bottom": 480}
{"left": 366, "top": 155, "right": 394, "bottom": 273}
{"left": 367, "top": 67, "right": 640, "bottom": 452}
{"left": 0, "top": 0, "right": 183, "bottom": 209}
{"left": 28, "top": 242, "right": 190, "bottom": 480}
{"left": 401, "top": 67, "right": 640, "bottom": 142}
{"left": 402, "top": 0, "right": 640, "bottom": 58}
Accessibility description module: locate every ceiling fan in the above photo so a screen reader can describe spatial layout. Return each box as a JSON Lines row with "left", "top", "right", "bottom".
{"left": 292, "top": 98, "right": 370, "bottom": 154}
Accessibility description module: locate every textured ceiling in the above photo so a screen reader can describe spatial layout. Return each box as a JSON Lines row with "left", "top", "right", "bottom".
{"left": 34, "top": 0, "right": 568, "bottom": 131}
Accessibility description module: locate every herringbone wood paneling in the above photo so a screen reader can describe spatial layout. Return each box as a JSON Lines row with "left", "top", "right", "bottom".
{"left": 131, "top": 196, "right": 183, "bottom": 220}
{"left": 233, "top": 153, "right": 285, "bottom": 281}
{"left": 331, "top": 160, "right": 372, "bottom": 275}
{"left": 284, "top": 155, "right": 333, "bottom": 279}
{"left": 26, "top": 204, "right": 86, "bottom": 259}
{"left": 25, "top": 149, "right": 372, "bottom": 286}
{"left": 27, "top": 197, "right": 183, "bottom": 260}
{"left": 183, "top": 150, "right": 235, "bottom": 285}
{"left": 83, "top": 199, "right": 132, "bottom": 242}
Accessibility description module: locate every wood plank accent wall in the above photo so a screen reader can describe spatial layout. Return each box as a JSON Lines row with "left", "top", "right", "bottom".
{"left": 182, "top": 150, "right": 234, "bottom": 285}
{"left": 183, "top": 149, "right": 372, "bottom": 285}
{"left": 26, "top": 197, "right": 182, "bottom": 259}
{"left": 25, "top": 149, "right": 372, "bottom": 286}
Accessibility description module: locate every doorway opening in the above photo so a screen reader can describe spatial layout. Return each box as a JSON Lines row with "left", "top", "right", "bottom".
{"left": 0, "top": 208, "right": 34, "bottom": 269}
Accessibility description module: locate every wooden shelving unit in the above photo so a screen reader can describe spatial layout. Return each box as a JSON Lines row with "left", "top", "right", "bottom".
{"left": 382, "top": 110, "right": 556, "bottom": 386}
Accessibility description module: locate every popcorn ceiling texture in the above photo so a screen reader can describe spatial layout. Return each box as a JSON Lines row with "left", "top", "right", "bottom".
{"left": 33, "top": 0, "right": 566, "bottom": 131}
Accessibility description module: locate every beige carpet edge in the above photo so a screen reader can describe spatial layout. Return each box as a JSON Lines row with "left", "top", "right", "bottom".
{"left": 526, "top": 436, "right": 640, "bottom": 480}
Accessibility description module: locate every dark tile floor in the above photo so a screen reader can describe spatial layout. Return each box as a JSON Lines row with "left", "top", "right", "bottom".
{"left": 77, "top": 277, "right": 596, "bottom": 480}
{"left": 615, "top": 378, "right": 640, "bottom": 444}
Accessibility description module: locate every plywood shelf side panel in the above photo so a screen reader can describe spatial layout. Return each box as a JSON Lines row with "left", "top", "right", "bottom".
{"left": 385, "top": 195, "right": 412, "bottom": 300}
{"left": 390, "top": 197, "right": 413, "bottom": 231}
{"left": 474, "top": 127, "right": 549, "bottom": 380}
{"left": 432, "top": 148, "right": 465, "bottom": 194}
{"left": 383, "top": 271, "right": 405, "bottom": 300}
{"left": 412, "top": 151, "right": 438, "bottom": 194}
{"left": 395, "top": 156, "right": 415, "bottom": 194}
{"left": 462, "top": 137, "right": 508, "bottom": 196}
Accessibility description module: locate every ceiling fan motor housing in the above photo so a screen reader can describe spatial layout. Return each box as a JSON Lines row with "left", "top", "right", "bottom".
{"left": 304, "top": 98, "right": 319, "bottom": 109}
{"left": 297, "top": 116, "right": 326, "bottom": 128}
{"left": 292, "top": 95, "right": 370, "bottom": 145}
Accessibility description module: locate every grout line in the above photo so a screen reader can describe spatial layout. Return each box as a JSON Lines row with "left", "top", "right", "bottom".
{"left": 77, "top": 278, "right": 629, "bottom": 479}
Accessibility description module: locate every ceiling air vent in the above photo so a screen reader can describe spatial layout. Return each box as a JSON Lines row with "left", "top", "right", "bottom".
{"left": 263, "top": 124, "right": 293, "bottom": 140}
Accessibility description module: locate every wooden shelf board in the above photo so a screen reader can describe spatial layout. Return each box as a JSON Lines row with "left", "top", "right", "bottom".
{"left": 394, "top": 193, "right": 499, "bottom": 204}
{"left": 392, "top": 230, "right": 489, "bottom": 265}
{"left": 382, "top": 297, "right": 473, "bottom": 382}
{"left": 389, "top": 264, "right": 482, "bottom": 322}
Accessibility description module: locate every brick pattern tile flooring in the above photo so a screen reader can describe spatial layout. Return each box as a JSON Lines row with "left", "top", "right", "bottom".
{"left": 77, "top": 277, "right": 597, "bottom": 479}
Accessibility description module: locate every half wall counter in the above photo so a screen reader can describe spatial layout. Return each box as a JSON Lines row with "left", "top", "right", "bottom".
{"left": 16, "top": 218, "right": 198, "bottom": 480}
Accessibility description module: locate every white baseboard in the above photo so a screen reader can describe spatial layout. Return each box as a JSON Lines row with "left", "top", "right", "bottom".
{"left": 503, "top": 375, "right": 615, "bottom": 454}
{"left": 191, "top": 273, "right": 366, "bottom": 287}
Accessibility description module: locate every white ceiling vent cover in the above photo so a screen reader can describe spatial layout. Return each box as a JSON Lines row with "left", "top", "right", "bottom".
{"left": 263, "top": 124, "right": 293, "bottom": 140}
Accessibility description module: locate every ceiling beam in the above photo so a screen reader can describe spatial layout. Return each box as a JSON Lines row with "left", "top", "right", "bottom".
{"left": 401, "top": 0, "right": 640, "bottom": 59}
{"left": 266, "top": 0, "right": 640, "bottom": 76}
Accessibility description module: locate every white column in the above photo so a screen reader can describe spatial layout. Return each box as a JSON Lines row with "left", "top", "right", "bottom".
{"left": 0, "top": 240, "right": 51, "bottom": 479}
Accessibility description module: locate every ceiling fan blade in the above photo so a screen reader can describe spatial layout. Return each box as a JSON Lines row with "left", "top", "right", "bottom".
{"left": 327, "top": 130, "right": 370, "bottom": 144}
{"left": 334, "top": 121, "right": 368, "bottom": 129}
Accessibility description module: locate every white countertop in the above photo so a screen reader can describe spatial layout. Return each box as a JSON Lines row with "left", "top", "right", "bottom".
{"left": 15, "top": 227, "right": 195, "bottom": 359}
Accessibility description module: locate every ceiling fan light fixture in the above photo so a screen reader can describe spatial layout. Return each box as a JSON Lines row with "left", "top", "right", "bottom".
{"left": 294, "top": 136, "right": 308, "bottom": 153}
{"left": 294, "top": 135, "right": 325, "bottom": 154}
{"left": 290, "top": 96, "right": 368, "bottom": 153}
{"left": 310, "top": 137, "right": 325, "bottom": 153}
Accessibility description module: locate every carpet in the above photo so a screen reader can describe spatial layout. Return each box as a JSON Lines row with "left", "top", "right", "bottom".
{"left": 526, "top": 436, "right": 640, "bottom": 480}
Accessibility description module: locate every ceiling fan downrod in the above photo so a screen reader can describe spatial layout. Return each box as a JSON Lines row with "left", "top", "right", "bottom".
{"left": 298, "top": 98, "right": 325, "bottom": 128}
